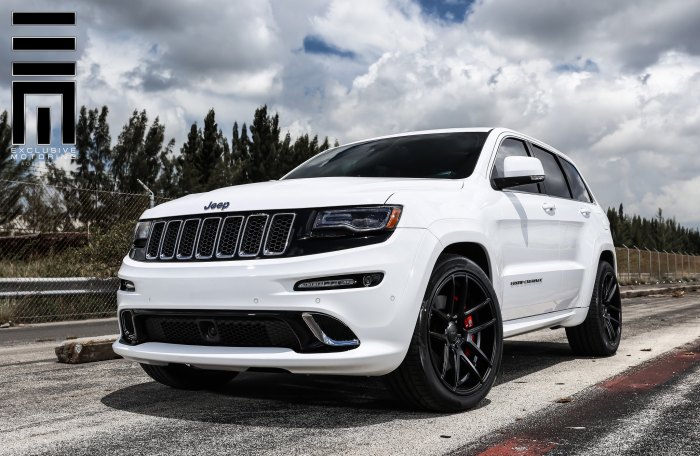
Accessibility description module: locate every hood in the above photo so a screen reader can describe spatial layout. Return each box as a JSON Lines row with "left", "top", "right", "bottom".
{"left": 141, "top": 177, "right": 463, "bottom": 219}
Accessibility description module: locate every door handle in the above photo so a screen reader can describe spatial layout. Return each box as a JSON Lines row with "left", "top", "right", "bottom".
{"left": 579, "top": 207, "right": 591, "bottom": 216}
{"left": 542, "top": 202, "right": 556, "bottom": 212}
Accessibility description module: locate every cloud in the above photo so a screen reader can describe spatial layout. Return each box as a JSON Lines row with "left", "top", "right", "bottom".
{"left": 2, "top": 0, "right": 700, "bottom": 227}
{"left": 297, "top": 1, "right": 700, "bottom": 226}
{"left": 642, "top": 175, "right": 700, "bottom": 229}
{"left": 465, "top": 0, "right": 700, "bottom": 72}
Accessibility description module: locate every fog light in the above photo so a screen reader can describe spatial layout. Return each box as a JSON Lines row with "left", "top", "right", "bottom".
{"left": 362, "top": 273, "right": 383, "bottom": 287}
{"left": 120, "top": 279, "right": 135, "bottom": 292}
{"left": 294, "top": 273, "right": 384, "bottom": 291}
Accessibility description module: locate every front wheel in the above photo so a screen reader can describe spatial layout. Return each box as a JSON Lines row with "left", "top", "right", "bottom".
{"left": 141, "top": 363, "right": 238, "bottom": 390}
{"left": 566, "top": 261, "right": 622, "bottom": 356}
{"left": 386, "top": 254, "right": 503, "bottom": 412}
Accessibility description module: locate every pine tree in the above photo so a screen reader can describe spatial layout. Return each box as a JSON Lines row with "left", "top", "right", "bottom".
{"left": 606, "top": 205, "right": 700, "bottom": 254}
{"left": 276, "top": 132, "right": 293, "bottom": 176}
{"left": 195, "top": 109, "right": 224, "bottom": 191}
{"left": 70, "top": 106, "right": 112, "bottom": 190}
{"left": 112, "top": 110, "right": 148, "bottom": 191}
{"left": 234, "top": 122, "right": 252, "bottom": 183}
{"left": 0, "top": 111, "right": 32, "bottom": 225}
{"left": 154, "top": 139, "right": 178, "bottom": 197}
{"left": 248, "top": 106, "right": 281, "bottom": 183}
{"left": 92, "top": 106, "right": 112, "bottom": 189}
{"left": 319, "top": 137, "right": 330, "bottom": 152}
{"left": 72, "top": 106, "right": 94, "bottom": 188}
{"left": 178, "top": 123, "right": 203, "bottom": 193}
{"left": 140, "top": 117, "right": 167, "bottom": 189}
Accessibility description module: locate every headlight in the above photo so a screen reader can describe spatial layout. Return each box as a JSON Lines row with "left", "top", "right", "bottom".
{"left": 312, "top": 206, "right": 402, "bottom": 236}
{"left": 133, "top": 221, "right": 151, "bottom": 247}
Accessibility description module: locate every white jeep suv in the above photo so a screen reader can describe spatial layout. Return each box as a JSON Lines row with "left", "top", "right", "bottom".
{"left": 114, "top": 128, "right": 621, "bottom": 412}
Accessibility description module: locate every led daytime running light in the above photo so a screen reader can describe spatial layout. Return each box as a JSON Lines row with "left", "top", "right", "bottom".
{"left": 297, "top": 278, "right": 357, "bottom": 289}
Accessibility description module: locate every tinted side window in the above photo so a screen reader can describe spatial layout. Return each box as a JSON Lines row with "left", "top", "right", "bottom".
{"left": 531, "top": 145, "right": 571, "bottom": 199}
{"left": 491, "top": 138, "right": 539, "bottom": 194}
{"left": 559, "top": 159, "right": 592, "bottom": 203}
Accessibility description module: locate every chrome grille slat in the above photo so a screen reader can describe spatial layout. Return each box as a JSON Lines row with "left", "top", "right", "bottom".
{"left": 144, "top": 212, "right": 294, "bottom": 261}
{"left": 238, "top": 214, "right": 269, "bottom": 257}
{"left": 195, "top": 217, "right": 221, "bottom": 259}
{"left": 263, "top": 213, "right": 296, "bottom": 256}
{"left": 146, "top": 221, "right": 166, "bottom": 259}
{"left": 176, "top": 219, "right": 200, "bottom": 259}
{"left": 159, "top": 220, "right": 182, "bottom": 260}
{"left": 216, "top": 216, "right": 244, "bottom": 258}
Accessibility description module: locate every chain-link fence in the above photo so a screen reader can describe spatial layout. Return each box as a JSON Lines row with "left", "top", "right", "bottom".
{"left": 0, "top": 179, "right": 169, "bottom": 324}
{"left": 615, "top": 245, "right": 699, "bottom": 285}
{"left": 1, "top": 181, "right": 698, "bottom": 325}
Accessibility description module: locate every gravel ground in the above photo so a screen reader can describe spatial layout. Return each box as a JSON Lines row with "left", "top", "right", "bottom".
{"left": 1, "top": 291, "right": 699, "bottom": 456}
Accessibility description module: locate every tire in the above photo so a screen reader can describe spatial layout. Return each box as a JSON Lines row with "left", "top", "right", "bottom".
{"left": 386, "top": 254, "right": 503, "bottom": 412}
{"left": 140, "top": 363, "right": 238, "bottom": 390}
{"left": 566, "top": 261, "right": 622, "bottom": 356}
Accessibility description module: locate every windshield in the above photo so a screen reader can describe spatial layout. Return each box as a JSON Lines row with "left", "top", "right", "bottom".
{"left": 283, "top": 132, "right": 488, "bottom": 180}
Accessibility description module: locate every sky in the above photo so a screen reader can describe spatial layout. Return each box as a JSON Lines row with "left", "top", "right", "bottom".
{"left": 2, "top": 0, "right": 700, "bottom": 227}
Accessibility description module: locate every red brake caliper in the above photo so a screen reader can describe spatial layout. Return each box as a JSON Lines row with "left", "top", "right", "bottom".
{"left": 463, "top": 314, "right": 474, "bottom": 357}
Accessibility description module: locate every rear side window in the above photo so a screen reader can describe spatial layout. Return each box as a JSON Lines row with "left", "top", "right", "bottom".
{"left": 491, "top": 138, "right": 539, "bottom": 194}
{"left": 559, "top": 159, "right": 592, "bottom": 203}
{"left": 531, "top": 145, "right": 571, "bottom": 199}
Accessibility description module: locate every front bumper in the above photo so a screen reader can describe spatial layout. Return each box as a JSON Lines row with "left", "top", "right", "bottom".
{"left": 113, "top": 227, "right": 439, "bottom": 376}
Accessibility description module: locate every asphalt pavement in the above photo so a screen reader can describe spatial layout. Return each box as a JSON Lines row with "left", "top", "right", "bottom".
{"left": 1, "top": 290, "right": 699, "bottom": 455}
{"left": 0, "top": 318, "right": 118, "bottom": 345}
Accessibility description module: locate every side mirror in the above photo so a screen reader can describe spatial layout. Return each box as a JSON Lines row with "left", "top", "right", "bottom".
{"left": 493, "top": 156, "right": 545, "bottom": 190}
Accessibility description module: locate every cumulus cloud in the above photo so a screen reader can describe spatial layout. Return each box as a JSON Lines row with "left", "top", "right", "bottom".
{"left": 297, "top": 0, "right": 700, "bottom": 227}
{"left": 2, "top": 0, "right": 700, "bottom": 227}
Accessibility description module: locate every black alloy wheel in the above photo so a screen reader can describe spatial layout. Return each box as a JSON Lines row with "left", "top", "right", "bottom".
{"left": 427, "top": 271, "right": 498, "bottom": 394}
{"left": 386, "top": 254, "right": 503, "bottom": 412}
{"left": 566, "top": 260, "right": 622, "bottom": 356}
{"left": 599, "top": 270, "right": 622, "bottom": 344}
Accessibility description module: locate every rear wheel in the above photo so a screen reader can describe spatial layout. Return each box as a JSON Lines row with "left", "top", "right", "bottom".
{"left": 140, "top": 363, "right": 237, "bottom": 390}
{"left": 566, "top": 261, "right": 621, "bottom": 356}
{"left": 386, "top": 254, "right": 503, "bottom": 412}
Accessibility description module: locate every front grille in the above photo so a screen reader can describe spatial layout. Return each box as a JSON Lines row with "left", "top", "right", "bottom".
{"left": 143, "top": 212, "right": 295, "bottom": 261}
{"left": 141, "top": 315, "right": 300, "bottom": 350}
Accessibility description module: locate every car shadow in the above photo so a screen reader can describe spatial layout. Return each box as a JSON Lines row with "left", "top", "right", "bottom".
{"left": 498, "top": 339, "right": 580, "bottom": 385}
{"left": 101, "top": 340, "right": 576, "bottom": 426}
{"left": 101, "top": 371, "right": 462, "bottom": 428}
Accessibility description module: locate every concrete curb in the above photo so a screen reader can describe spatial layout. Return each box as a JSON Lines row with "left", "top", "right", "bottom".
{"left": 55, "top": 334, "right": 121, "bottom": 364}
{"left": 620, "top": 285, "right": 700, "bottom": 299}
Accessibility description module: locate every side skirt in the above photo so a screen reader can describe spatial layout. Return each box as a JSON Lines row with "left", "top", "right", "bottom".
{"left": 503, "top": 307, "right": 589, "bottom": 338}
